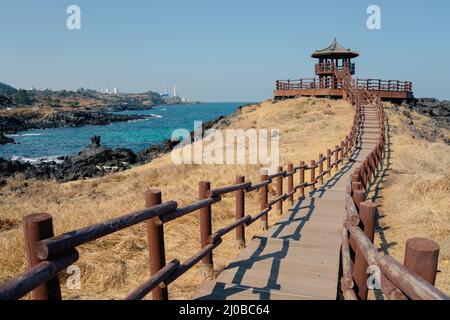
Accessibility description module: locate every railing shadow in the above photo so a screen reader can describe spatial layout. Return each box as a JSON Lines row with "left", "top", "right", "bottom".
{"left": 198, "top": 134, "right": 365, "bottom": 300}
{"left": 366, "top": 118, "right": 394, "bottom": 256}
{"left": 364, "top": 117, "right": 394, "bottom": 300}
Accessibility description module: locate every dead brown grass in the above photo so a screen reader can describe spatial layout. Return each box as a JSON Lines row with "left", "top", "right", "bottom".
{"left": 0, "top": 97, "right": 354, "bottom": 300}
{"left": 372, "top": 104, "right": 450, "bottom": 295}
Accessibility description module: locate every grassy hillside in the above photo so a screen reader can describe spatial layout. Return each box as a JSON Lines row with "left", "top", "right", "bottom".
{"left": 372, "top": 104, "right": 450, "bottom": 295}
{"left": 0, "top": 98, "right": 354, "bottom": 299}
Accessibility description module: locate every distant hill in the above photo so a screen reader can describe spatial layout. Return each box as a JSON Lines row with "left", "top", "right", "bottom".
{"left": 0, "top": 82, "right": 18, "bottom": 98}
{"left": 0, "top": 95, "right": 13, "bottom": 108}
{"left": 0, "top": 82, "right": 176, "bottom": 110}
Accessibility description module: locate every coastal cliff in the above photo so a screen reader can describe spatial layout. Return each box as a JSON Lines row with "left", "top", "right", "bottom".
{"left": 0, "top": 110, "right": 153, "bottom": 134}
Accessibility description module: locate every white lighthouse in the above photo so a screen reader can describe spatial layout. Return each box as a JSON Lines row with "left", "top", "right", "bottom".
{"left": 173, "top": 84, "right": 177, "bottom": 98}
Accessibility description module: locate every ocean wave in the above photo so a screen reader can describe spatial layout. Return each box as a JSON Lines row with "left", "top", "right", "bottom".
{"left": 9, "top": 133, "right": 44, "bottom": 137}
{"left": 127, "top": 118, "right": 148, "bottom": 123}
{"left": 126, "top": 114, "right": 162, "bottom": 123}
{"left": 11, "top": 155, "right": 65, "bottom": 164}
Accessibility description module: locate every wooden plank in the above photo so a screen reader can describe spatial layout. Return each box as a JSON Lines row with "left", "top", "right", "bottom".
{"left": 196, "top": 106, "right": 382, "bottom": 300}
{"left": 207, "top": 238, "right": 340, "bottom": 299}
{"left": 197, "top": 281, "right": 317, "bottom": 300}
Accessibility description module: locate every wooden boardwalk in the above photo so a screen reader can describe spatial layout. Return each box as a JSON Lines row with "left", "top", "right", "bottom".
{"left": 196, "top": 105, "right": 381, "bottom": 300}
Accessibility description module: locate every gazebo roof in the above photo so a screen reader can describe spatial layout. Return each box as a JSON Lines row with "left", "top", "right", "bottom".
{"left": 311, "top": 38, "right": 359, "bottom": 59}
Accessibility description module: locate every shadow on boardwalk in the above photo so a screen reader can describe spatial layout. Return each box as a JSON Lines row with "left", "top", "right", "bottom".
{"left": 198, "top": 145, "right": 363, "bottom": 300}
{"left": 366, "top": 119, "right": 395, "bottom": 255}
{"left": 364, "top": 119, "right": 394, "bottom": 300}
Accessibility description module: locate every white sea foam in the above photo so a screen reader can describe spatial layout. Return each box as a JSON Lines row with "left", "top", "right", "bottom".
{"left": 127, "top": 118, "right": 147, "bottom": 123}
{"left": 9, "top": 133, "right": 44, "bottom": 137}
{"left": 150, "top": 114, "right": 163, "bottom": 118}
{"left": 11, "top": 156, "right": 64, "bottom": 164}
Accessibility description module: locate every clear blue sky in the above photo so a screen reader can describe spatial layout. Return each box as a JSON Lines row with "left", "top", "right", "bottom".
{"left": 1, "top": 0, "right": 449, "bottom": 101}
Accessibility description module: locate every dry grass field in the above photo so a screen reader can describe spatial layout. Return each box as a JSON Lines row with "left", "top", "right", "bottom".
{"left": 1, "top": 97, "right": 448, "bottom": 299}
{"left": 0, "top": 97, "right": 354, "bottom": 300}
{"left": 371, "top": 104, "right": 450, "bottom": 295}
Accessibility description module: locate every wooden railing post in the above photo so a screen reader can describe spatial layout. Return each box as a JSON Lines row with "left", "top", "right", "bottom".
{"left": 364, "top": 159, "right": 371, "bottom": 184}
{"left": 359, "top": 202, "right": 377, "bottom": 243}
{"left": 199, "top": 181, "right": 214, "bottom": 272}
{"left": 260, "top": 170, "right": 269, "bottom": 230}
{"left": 404, "top": 238, "right": 440, "bottom": 285}
{"left": 23, "top": 213, "right": 62, "bottom": 300}
{"left": 378, "top": 144, "right": 384, "bottom": 169}
{"left": 299, "top": 161, "right": 305, "bottom": 199}
{"left": 352, "top": 189, "right": 365, "bottom": 211}
{"left": 235, "top": 176, "right": 246, "bottom": 249}
{"left": 327, "top": 149, "right": 332, "bottom": 178}
{"left": 369, "top": 153, "right": 376, "bottom": 177}
{"left": 345, "top": 135, "right": 349, "bottom": 156}
{"left": 340, "top": 141, "right": 345, "bottom": 161}
{"left": 352, "top": 169, "right": 361, "bottom": 184}
{"left": 335, "top": 145, "right": 339, "bottom": 171}
{"left": 318, "top": 155, "right": 324, "bottom": 185}
{"left": 374, "top": 146, "right": 381, "bottom": 171}
{"left": 310, "top": 160, "right": 316, "bottom": 191}
{"left": 359, "top": 165, "right": 367, "bottom": 189}
{"left": 145, "top": 190, "right": 168, "bottom": 300}
{"left": 276, "top": 167, "right": 283, "bottom": 215}
{"left": 352, "top": 201, "right": 377, "bottom": 301}
{"left": 287, "top": 164, "right": 294, "bottom": 207}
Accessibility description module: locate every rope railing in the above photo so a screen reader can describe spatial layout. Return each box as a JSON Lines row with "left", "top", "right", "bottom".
{"left": 0, "top": 100, "right": 364, "bottom": 301}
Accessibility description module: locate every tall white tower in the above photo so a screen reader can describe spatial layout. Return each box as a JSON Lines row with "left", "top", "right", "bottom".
{"left": 173, "top": 84, "right": 177, "bottom": 97}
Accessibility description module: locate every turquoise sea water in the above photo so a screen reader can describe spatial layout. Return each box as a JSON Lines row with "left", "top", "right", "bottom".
{"left": 0, "top": 102, "right": 247, "bottom": 162}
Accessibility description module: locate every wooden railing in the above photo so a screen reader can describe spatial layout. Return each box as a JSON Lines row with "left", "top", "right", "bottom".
{"left": 275, "top": 78, "right": 343, "bottom": 90}
{"left": 1, "top": 87, "right": 446, "bottom": 301}
{"left": 275, "top": 75, "right": 412, "bottom": 94}
{"left": 357, "top": 79, "right": 413, "bottom": 92}
{"left": 315, "top": 62, "right": 355, "bottom": 75}
{"left": 0, "top": 105, "right": 364, "bottom": 301}
{"left": 340, "top": 96, "right": 449, "bottom": 300}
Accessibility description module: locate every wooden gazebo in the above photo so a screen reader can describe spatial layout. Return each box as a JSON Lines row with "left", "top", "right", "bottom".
{"left": 274, "top": 39, "right": 413, "bottom": 103}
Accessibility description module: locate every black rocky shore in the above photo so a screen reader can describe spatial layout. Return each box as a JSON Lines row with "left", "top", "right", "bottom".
{"left": 0, "top": 132, "right": 15, "bottom": 145}
{"left": 408, "top": 98, "right": 450, "bottom": 128}
{"left": 0, "top": 110, "right": 153, "bottom": 134}
{"left": 2, "top": 97, "right": 446, "bottom": 186}
{"left": 0, "top": 115, "right": 231, "bottom": 185}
